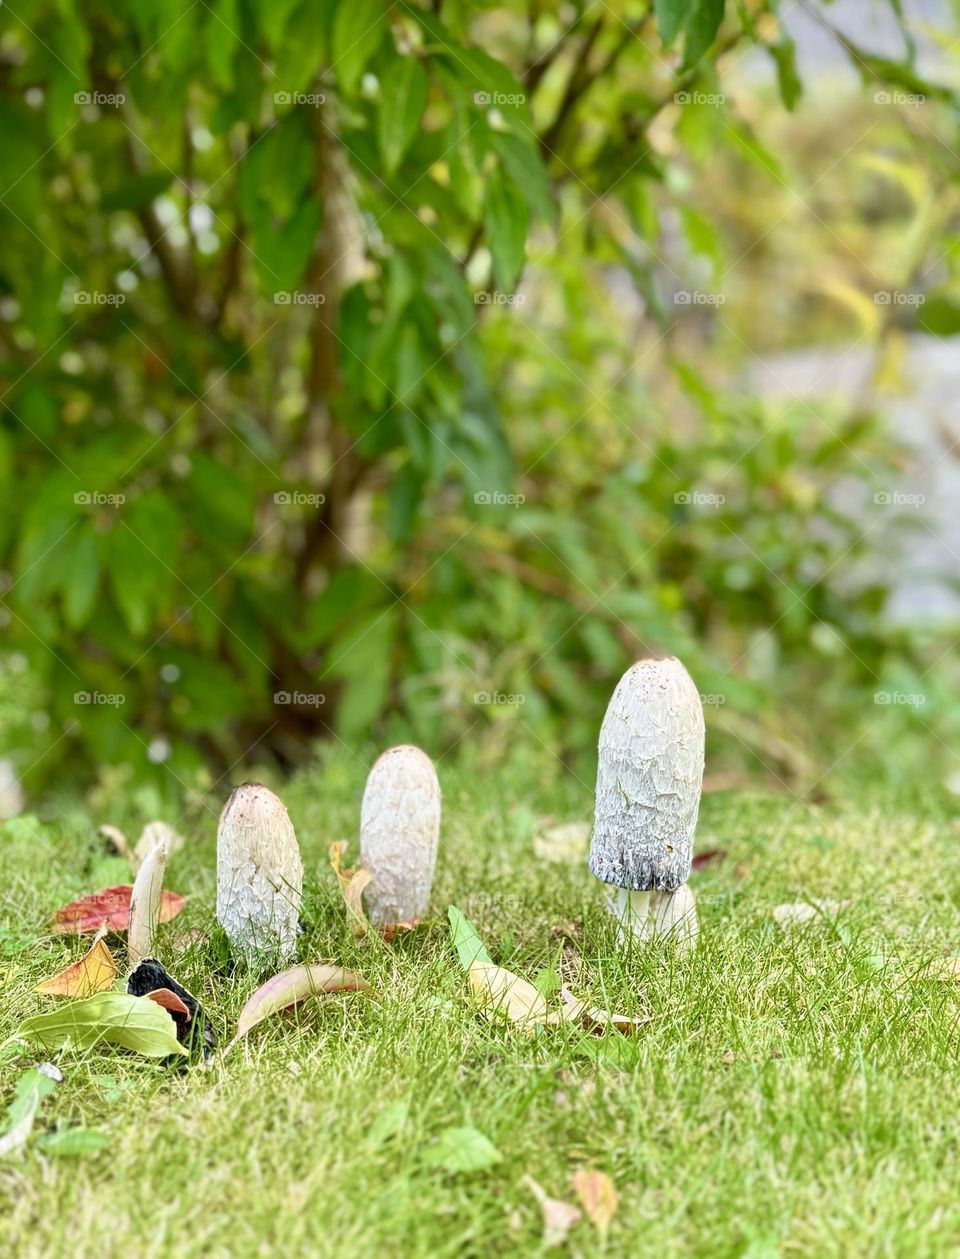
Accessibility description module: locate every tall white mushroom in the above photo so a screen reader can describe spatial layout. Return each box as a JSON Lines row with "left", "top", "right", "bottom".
{"left": 588, "top": 657, "right": 705, "bottom": 947}
{"left": 360, "top": 745, "right": 441, "bottom": 926}
{"left": 216, "top": 784, "right": 303, "bottom": 961}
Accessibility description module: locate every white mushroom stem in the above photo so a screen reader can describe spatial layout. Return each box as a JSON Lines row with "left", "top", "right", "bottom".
{"left": 127, "top": 831, "right": 172, "bottom": 969}
{"left": 216, "top": 784, "right": 303, "bottom": 962}
{"left": 609, "top": 884, "right": 699, "bottom": 949}
{"left": 360, "top": 745, "right": 441, "bottom": 926}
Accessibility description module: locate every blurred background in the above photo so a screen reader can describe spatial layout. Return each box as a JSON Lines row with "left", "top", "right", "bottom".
{"left": 0, "top": 0, "right": 958, "bottom": 815}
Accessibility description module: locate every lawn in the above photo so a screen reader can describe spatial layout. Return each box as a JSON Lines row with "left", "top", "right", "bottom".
{"left": 2, "top": 747, "right": 960, "bottom": 1258}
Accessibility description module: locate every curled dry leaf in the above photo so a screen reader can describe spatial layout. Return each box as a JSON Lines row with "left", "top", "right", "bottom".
{"left": 773, "top": 898, "right": 851, "bottom": 928}
{"left": 329, "top": 841, "right": 372, "bottom": 937}
{"left": 469, "top": 962, "right": 548, "bottom": 1033}
{"left": 549, "top": 988, "right": 650, "bottom": 1037}
{"left": 522, "top": 1175, "right": 581, "bottom": 1248}
{"left": 691, "top": 847, "right": 727, "bottom": 871}
{"left": 51, "top": 885, "right": 185, "bottom": 935}
{"left": 532, "top": 820, "right": 590, "bottom": 865}
{"left": 379, "top": 918, "right": 420, "bottom": 943}
{"left": 224, "top": 963, "right": 373, "bottom": 1054}
{"left": 145, "top": 988, "right": 191, "bottom": 1018}
{"left": 572, "top": 1169, "right": 618, "bottom": 1239}
{"left": 36, "top": 935, "right": 117, "bottom": 998}
{"left": 127, "top": 832, "right": 172, "bottom": 969}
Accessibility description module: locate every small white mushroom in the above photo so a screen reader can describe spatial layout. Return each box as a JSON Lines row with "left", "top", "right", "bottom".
{"left": 216, "top": 784, "right": 303, "bottom": 961}
{"left": 589, "top": 657, "right": 705, "bottom": 947}
{"left": 360, "top": 745, "right": 441, "bottom": 926}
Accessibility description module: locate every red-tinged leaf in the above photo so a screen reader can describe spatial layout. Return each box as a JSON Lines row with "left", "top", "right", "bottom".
{"left": 224, "top": 963, "right": 374, "bottom": 1054}
{"left": 51, "top": 886, "right": 186, "bottom": 935}
{"left": 145, "top": 988, "right": 191, "bottom": 1019}
{"left": 691, "top": 847, "right": 727, "bottom": 870}
{"left": 36, "top": 937, "right": 118, "bottom": 997}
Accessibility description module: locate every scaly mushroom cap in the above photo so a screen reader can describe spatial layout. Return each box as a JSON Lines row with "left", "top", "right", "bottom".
{"left": 360, "top": 745, "right": 441, "bottom": 925}
{"left": 589, "top": 657, "right": 705, "bottom": 892}
{"left": 216, "top": 784, "right": 303, "bottom": 960}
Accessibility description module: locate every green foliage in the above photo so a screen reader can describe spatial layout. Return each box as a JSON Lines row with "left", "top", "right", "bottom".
{"left": 0, "top": 0, "right": 956, "bottom": 797}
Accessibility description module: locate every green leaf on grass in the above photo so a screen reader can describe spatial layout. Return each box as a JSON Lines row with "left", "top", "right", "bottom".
{"left": 36, "top": 1127, "right": 109, "bottom": 1157}
{"left": 0, "top": 1066, "right": 60, "bottom": 1159}
{"left": 368, "top": 1098, "right": 410, "bottom": 1145}
{"left": 448, "top": 906, "right": 493, "bottom": 969}
{"left": 422, "top": 1125, "right": 502, "bottom": 1173}
{"left": 15, "top": 993, "right": 187, "bottom": 1058}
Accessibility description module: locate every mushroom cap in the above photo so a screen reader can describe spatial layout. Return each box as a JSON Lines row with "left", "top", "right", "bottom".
{"left": 589, "top": 657, "right": 705, "bottom": 891}
{"left": 216, "top": 783, "right": 303, "bottom": 960}
{"left": 360, "top": 745, "right": 441, "bottom": 925}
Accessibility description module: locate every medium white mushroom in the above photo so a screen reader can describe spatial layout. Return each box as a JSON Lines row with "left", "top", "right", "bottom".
{"left": 588, "top": 657, "right": 705, "bottom": 947}
{"left": 359, "top": 745, "right": 441, "bottom": 926}
{"left": 216, "top": 784, "right": 303, "bottom": 961}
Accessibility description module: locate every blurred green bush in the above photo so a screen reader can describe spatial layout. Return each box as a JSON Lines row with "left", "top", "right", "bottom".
{"left": 0, "top": 0, "right": 956, "bottom": 801}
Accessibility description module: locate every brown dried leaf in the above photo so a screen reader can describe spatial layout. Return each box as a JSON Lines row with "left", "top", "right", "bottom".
{"left": 773, "top": 898, "right": 850, "bottom": 928}
{"left": 691, "top": 847, "right": 727, "bottom": 871}
{"left": 329, "top": 841, "right": 372, "bottom": 937}
{"left": 522, "top": 1175, "right": 581, "bottom": 1247}
{"left": 379, "top": 918, "right": 420, "bottom": 943}
{"left": 468, "top": 962, "right": 548, "bottom": 1033}
{"left": 572, "top": 1169, "right": 617, "bottom": 1239}
{"left": 36, "top": 936, "right": 117, "bottom": 998}
{"left": 545, "top": 987, "right": 650, "bottom": 1036}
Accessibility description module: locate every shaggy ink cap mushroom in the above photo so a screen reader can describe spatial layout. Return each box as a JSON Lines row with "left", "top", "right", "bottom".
{"left": 589, "top": 657, "right": 705, "bottom": 944}
{"left": 216, "top": 783, "right": 303, "bottom": 962}
{"left": 360, "top": 745, "right": 441, "bottom": 926}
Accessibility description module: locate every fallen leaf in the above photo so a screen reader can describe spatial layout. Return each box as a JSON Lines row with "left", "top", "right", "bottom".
{"left": 51, "top": 886, "right": 185, "bottom": 935}
{"left": 522, "top": 1175, "right": 582, "bottom": 1247}
{"left": 98, "top": 824, "right": 135, "bottom": 864}
{"left": 448, "top": 905, "right": 493, "bottom": 969}
{"left": 532, "top": 820, "right": 590, "bottom": 865}
{"left": 572, "top": 1169, "right": 617, "bottom": 1239}
{"left": 379, "top": 918, "right": 420, "bottom": 942}
{"left": 329, "top": 841, "right": 372, "bottom": 936}
{"left": 422, "top": 1125, "right": 502, "bottom": 1174}
{"left": 145, "top": 988, "right": 191, "bottom": 1018}
{"left": 127, "top": 832, "right": 172, "bottom": 968}
{"left": 15, "top": 992, "right": 186, "bottom": 1058}
{"left": 691, "top": 847, "right": 727, "bottom": 871}
{"left": 0, "top": 1065, "right": 61, "bottom": 1159}
{"left": 368, "top": 1099, "right": 410, "bottom": 1145}
{"left": 545, "top": 987, "right": 650, "bottom": 1036}
{"left": 36, "top": 936, "right": 117, "bottom": 998}
{"left": 36, "top": 1127, "right": 109, "bottom": 1157}
{"left": 469, "top": 961, "right": 548, "bottom": 1032}
{"left": 127, "top": 958, "right": 216, "bottom": 1057}
{"left": 224, "top": 963, "right": 373, "bottom": 1053}
{"left": 773, "top": 898, "right": 850, "bottom": 928}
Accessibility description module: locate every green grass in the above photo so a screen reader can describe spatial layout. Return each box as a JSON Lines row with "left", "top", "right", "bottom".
{"left": 2, "top": 745, "right": 960, "bottom": 1257}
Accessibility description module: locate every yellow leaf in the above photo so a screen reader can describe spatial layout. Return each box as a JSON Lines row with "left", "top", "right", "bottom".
{"left": 468, "top": 962, "right": 547, "bottom": 1031}
{"left": 36, "top": 936, "right": 118, "bottom": 998}
{"left": 572, "top": 1169, "right": 618, "bottom": 1238}
{"left": 329, "top": 841, "right": 372, "bottom": 937}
